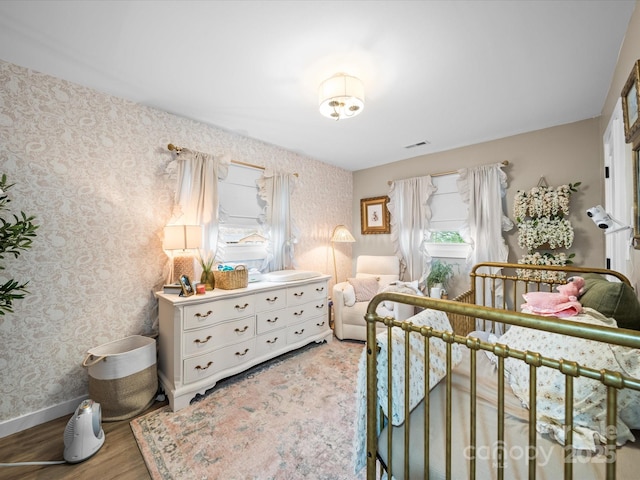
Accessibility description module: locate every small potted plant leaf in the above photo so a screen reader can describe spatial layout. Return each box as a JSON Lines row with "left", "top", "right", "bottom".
{"left": 197, "top": 250, "right": 215, "bottom": 290}
{"left": 426, "top": 260, "right": 455, "bottom": 298}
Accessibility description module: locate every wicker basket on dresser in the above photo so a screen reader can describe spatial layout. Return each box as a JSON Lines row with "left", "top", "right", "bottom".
{"left": 156, "top": 275, "right": 331, "bottom": 411}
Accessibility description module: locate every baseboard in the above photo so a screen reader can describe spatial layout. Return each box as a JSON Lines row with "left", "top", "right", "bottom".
{"left": 0, "top": 394, "right": 88, "bottom": 439}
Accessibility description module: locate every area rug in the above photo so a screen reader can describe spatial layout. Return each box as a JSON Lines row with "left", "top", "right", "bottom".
{"left": 131, "top": 339, "right": 368, "bottom": 480}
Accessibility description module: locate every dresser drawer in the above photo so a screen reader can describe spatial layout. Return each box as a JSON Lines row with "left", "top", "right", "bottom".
{"left": 183, "top": 337, "right": 255, "bottom": 384}
{"left": 286, "top": 299, "right": 327, "bottom": 324}
{"left": 183, "top": 296, "right": 255, "bottom": 330}
{"left": 286, "top": 281, "right": 328, "bottom": 306}
{"left": 286, "top": 315, "right": 329, "bottom": 345}
{"left": 256, "top": 309, "right": 286, "bottom": 335}
{"left": 183, "top": 316, "right": 255, "bottom": 357}
{"left": 254, "top": 332, "right": 286, "bottom": 358}
{"left": 254, "top": 288, "right": 286, "bottom": 312}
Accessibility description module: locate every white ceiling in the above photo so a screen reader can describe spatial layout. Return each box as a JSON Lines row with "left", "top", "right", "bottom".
{"left": 0, "top": 1, "right": 635, "bottom": 171}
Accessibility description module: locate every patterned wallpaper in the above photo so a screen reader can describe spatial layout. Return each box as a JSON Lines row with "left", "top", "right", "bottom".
{"left": 0, "top": 60, "right": 353, "bottom": 425}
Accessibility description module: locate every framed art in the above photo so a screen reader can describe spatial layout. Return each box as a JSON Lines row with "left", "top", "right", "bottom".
{"left": 179, "top": 274, "right": 195, "bottom": 297}
{"left": 622, "top": 59, "right": 640, "bottom": 145}
{"left": 360, "top": 196, "right": 390, "bottom": 234}
{"left": 633, "top": 147, "right": 640, "bottom": 249}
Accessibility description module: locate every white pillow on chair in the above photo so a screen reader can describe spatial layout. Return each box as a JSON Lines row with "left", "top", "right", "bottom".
{"left": 340, "top": 283, "right": 356, "bottom": 307}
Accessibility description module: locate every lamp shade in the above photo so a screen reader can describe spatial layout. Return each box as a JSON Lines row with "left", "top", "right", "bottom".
{"left": 163, "top": 225, "right": 202, "bottom": 250}
{"left": 319, "top": 73, "right": 364, "bottom": 120}
{"left": 331, "top": 225, "right": 355, "bottom": 243}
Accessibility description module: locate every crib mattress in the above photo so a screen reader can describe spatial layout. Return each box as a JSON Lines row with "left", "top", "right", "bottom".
{"left": 377, "top": 348, "right": 640, "bottom": 480}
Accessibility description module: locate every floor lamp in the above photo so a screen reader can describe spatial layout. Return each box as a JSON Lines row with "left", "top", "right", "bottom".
{"left": 163, "top": 225, "right": 203, "bottom": 284}
{"left": 330, "top": 225, "right": 355, "bottom": 284}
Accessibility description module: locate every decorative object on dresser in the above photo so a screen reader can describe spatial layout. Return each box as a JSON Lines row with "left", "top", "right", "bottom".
{"left": 330, "top": 224, "right": 356, "bottom": 283}
{"left": 197, "top": 250, "right": 215, "bottom": 290}
{"left": 213, "top": 264, "right": 249, "bottom": 289}
{"left": 156, "top": 274, "right": 331, "bottom": 411}
{"left": 178, "top": 274, "right": 194, "bottom": 297}
{"left": 163, "top": 224, "right": 202, "bottom": 283}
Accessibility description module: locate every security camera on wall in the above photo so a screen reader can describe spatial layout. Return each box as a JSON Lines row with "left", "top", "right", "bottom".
{"left": 586, "top": 205, "right": 631, "bottom": 234}
{"left": 586, "top": 205, "right": 613, "bottom": 229}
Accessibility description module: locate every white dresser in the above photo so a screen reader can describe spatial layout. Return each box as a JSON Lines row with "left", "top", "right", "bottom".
{"left": 156, "top": 275, "right": 331, "bottom": 411}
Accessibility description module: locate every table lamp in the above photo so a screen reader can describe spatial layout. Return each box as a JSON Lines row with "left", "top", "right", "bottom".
{"left": 163, "top": 225, "right": 202, "bottom": 283}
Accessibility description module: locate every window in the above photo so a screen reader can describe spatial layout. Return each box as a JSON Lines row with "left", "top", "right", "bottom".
{"left": 217, "top": 164, "right": 267, "bottom": 268}
{"left": 426, "top": 173, "right": 471, "bottom": 259}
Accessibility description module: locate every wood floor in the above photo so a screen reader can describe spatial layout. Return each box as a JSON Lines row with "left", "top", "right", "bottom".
{"left": 0, "top": 400, "right": 167, "bottom": 480}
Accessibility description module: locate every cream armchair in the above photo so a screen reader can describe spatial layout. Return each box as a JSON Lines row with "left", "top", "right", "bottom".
{"left": 332, "top": 255, "right": 418, "bottom": 341}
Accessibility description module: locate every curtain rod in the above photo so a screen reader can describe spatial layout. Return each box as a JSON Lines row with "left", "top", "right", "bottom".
{"left": 387, "top": 160, "right": 509, "bottom": 185}
{"left": 167, "top": 143, "right": 298, "bottom": 176}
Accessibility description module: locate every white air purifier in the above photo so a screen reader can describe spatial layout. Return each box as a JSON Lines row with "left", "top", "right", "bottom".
{"left": 63, "top": 399, "right": 105, "bottom": 463}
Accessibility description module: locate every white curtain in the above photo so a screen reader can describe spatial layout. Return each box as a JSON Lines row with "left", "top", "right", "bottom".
{"left": 173, "top": 149, "right": 230, "bottom": 254}
{"left": 387, "top": 175, "right": 436, "bottom": 286}
{"left": 457, "top": 162, "right": 514, "bottom": 332}
{"left": 257, "top": 171, "right": 298, "bottom": 271}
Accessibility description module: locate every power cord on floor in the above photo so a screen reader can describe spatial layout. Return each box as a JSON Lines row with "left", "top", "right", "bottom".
{"left": 0, "top": 460, "right": 66, "bottom": 466}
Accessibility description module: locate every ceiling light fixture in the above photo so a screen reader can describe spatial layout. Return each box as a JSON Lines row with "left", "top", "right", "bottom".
{"left": 318, "top": 73, "right": 364, "bottom": 121}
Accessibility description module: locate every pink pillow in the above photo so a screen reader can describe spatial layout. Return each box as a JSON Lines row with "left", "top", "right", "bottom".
{"left": 348, "top": 277, "right": 379, "bottom": 302}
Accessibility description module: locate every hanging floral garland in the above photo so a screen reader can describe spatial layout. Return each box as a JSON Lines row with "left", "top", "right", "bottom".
{"left": 513, "top": 183, "right": 579, "bottom": 222}
{"left": 514, "top": 181, "right": 580, "bottom": 280}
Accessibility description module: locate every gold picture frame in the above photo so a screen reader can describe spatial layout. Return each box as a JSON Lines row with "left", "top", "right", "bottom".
{"left": 360, "top": 196, "right": 390, "bottom": 234}
{"left": 622, "top": 59, "right": 640, "bottom": 146}
{"left": 179, "top": 274, "right": 195, "bottom": 297}
{"left": 633, "top": 148, "right": 640, "bottom": 249}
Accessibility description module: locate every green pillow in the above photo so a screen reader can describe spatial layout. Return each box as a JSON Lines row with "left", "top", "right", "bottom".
{"left": 579, "top": 273, "right": 640, "bottom": 330}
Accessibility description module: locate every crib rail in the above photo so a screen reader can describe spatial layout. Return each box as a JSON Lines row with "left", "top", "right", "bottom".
{"left": 450, "top": 262, "right": 631, "bottom": 335}
{"left": 364, "top": 292, "right": 640, "bottom": 480}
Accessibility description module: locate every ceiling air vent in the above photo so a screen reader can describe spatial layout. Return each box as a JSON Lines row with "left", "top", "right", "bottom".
{"left": 404, "top": 140, "right": 430, "bottom": 149}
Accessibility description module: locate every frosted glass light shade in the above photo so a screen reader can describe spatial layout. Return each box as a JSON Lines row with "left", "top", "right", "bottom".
{"left": 319, "top": 73, "right": 365, "bottom": 120}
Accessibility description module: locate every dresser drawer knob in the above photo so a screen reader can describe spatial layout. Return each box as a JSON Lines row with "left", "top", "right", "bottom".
{"left": 316, "top": 287, "right": 325, "bottom": 292}
{"left": 294, "top": 328, "right": 305, "bottom": 336}
{"left": 194, "top": 335, "right": 213, "bottom": 344}
{"left": 194, "top": 310, "right": 213, "bottom": 319}
{"left": 266, "top": 337, "right": 279, "bottom": 344}
{"left": 235, "top": 303, "right": 249, "bottom": 310}
{"left": 315, "top": 303, "right": 325, "bottom": 309}
{"left": 293, "top": 310, "right": 304, "bottom": 316}
{"left": 266, "top": 296, "right": 278, "bottom": 303}
{"left": 195, "top": 361, "right": 213, "bottom": 371}
{"left": 235, "top": 348, "right": 249, "bottom": 357}
{"left": 267, "top": 317, "right": 279, "bottom": 324}
{"left": 234, "top": 325, "right": 249, "bottom": 333}
{"left": 293, "top": 291, "right": 304, "bottom": 297}
{"left": 316, "top": 321, "right": 326, "bottom": 327}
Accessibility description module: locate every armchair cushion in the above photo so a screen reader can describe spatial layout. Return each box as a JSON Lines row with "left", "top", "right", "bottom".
{"left": 348, "top": 277, "right": 380, "bottom": 302}
{"left": 333, "top": 255, "right": 415, "bottom": 341}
